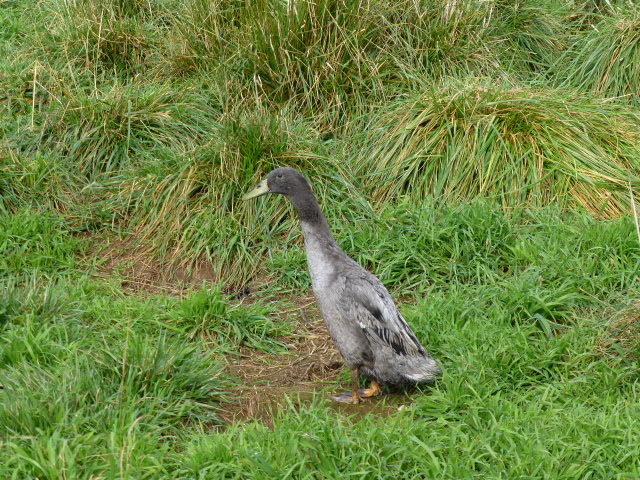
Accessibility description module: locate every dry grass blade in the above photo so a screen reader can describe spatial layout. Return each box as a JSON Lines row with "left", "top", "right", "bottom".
{"left": 630, "top": 180, "right": 640, "bottom": 246}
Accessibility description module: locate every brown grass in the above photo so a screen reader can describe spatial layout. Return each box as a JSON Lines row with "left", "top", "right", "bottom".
{"left": 597, "top": 301, "right": 640, "bottom": 362}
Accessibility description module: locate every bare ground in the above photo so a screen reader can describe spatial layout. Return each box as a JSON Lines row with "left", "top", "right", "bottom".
{"left": 597, "top": 300, "right": 640, "bottom": 362}
{"left": 218, "top": 306, "right": 344, "bottom": 424}
{"left": 89, "top": 236, "right": 221, "bottom": 295}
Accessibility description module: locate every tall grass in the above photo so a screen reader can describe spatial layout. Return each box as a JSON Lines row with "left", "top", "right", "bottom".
{"left": 357, "top": 81, "right": 640, "bottom": 216}
{"left": 554, "top": 6, "right": 640, "bottom": 104}
{"left": 39, "top": 0, "right": 164, "bottom": 75}
{"left": 22, "top": 79, "right": 220, "bottom": 176}
{"left": 489, "top": 1, "right": 569, "bottom": 73}
{"left": 231, "top": 0, "right": 386, "bottom": 126}
{"left": 91, "top": 108, "right": 356, "bottom": 283}
{"left": 167, "top": 0, "right": 564, "bottom": 123}
{"left": 166, "top": 0, "right": 240, "bottom": 74}
{"left": 3, "top": 0, "right": 639, "bottom": 280}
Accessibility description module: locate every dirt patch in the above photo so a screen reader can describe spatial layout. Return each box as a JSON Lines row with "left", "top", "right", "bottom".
{"left": 219, "top": 299, "right": 414, "bottom": 426}
{"left": 219, "top": 310, "right": 342, "bottom": 425}
{"left": 597, "top": 301, "right": 640, "bottom": 362}
{"left": 88, "top": 236, "right": 226, "bottom": 296}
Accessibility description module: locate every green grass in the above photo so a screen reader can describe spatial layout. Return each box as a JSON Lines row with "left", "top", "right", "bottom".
{"left": 1, "top": 202, "right": 638, "bottom": 478}
{"left": 0, "top": 210, "right": 81, "bottom": 275}
{"left": 2, "top": 0, "right": 640, "bottom": 477}
{"left": 3, "top": 0, "right": 639, "bottom": 282}
{"left": 173, "top": 286, "right": 291, "bottom": 349}
{"left": 0, "top": 210, "right": 294, "bottom": 478}
{"left": 554, "top": 6, "right": 640, "bottom": 104}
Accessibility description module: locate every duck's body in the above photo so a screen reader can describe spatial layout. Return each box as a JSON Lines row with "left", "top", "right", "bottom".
{"left": 244, "top": 167, "right": 441, "bottom": 402}
{"left": 300, "top": 217, "right": 440, "bottom": 387}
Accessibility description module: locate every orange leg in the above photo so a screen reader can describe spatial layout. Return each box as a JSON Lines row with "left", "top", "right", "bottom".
{"left": 332, "top": 368, "right": 362, "bottom": 404}
{"left": 350, "top": 368, "right": 362, "bottom": 404}
{"left": 359, "top": 380, "right": 382, "bottom": 398}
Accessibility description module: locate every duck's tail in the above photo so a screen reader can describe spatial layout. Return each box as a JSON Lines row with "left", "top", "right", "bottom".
{"left": 401, "top": 355, "right": 442, "bottom": 384}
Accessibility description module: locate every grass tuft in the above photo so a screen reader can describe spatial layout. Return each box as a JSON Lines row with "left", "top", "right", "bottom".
{"left": 21, "top": 79, "right": 219, "bottom": 176}
{"left": 0, "top": 209, "right": 81, "bottom": 276}
{"left": 40, "top": 0, "right": 162, "bottom": 75}
{"left": 555, "top": 6, "right": 640, "bottom": 104}
{"left": 358, "top": 81, "right": 640, "bottom": 216}
{"left": 173, "top": 286, "right": 291, "bottom": 350}
{"left": 91, "top": 108, "right": 349, "bottom": 283}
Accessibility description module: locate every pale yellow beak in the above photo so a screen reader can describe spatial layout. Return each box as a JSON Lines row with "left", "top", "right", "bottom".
{"left": 242, "top": 179, "right": 270, "bottom": 200}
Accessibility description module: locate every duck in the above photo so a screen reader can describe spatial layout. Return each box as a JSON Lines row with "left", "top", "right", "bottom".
{"left": 243, "top": 167, "right": 442, "bottom": 404}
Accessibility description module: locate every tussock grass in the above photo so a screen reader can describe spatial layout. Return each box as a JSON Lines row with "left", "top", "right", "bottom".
{"left": 359, "top": 82, "right": 640, "bottom": 216}
{"left": 555, "top": 6, "right": 640, "bottom": 103}
{"left": 92, "top": 108, "right": 351, "bottom": 283}
{"left": 245, "top": 0, "right": 374, "bottom": 93}
{"left": 166, "top": 0, "right": 233, "bottom": 74}
{"left": 40, "top": 0, "right": 162, "bottom": 75}
{"left": 24, "top": 79, "right": 219, "bottom": 176}
{"left": 490, "top": 1, "right": 569, "bottom": 72}
{"left": 167, "top": 0, "right": 552, "bottom": 122}
{"left": 0, "top": 151, "right": 84, "bottom": 213}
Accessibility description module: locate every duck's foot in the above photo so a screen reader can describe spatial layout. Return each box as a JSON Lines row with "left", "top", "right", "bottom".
{"left": 332, "top": 368, "right": 363, "bottom": 404}
{"left": 358, "top": 381, "right": 382, "bottom": 398}
{"left": 331, "top": 392, "right": 362, "bottom": 404}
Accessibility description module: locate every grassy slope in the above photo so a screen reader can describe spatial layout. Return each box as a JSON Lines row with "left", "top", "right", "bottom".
{"left": 1, "top": 0, "right": 640, "bottom": 478}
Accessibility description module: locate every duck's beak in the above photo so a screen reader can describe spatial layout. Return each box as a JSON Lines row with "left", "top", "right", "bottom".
{"left": 242, "top": 179, "right": 270, "bottom": 200}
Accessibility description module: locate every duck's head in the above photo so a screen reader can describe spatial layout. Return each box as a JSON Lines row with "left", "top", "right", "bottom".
{"left": 242, "top": 167, "right": 311, "bottom": 200}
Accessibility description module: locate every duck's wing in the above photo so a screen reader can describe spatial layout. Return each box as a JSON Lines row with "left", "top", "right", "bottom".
{"left": 343, "top": 273, "right": 426, "bottom": 357}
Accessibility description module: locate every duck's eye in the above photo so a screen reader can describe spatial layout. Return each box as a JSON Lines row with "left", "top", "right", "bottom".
{"left": 277, "top": 174, "right": 283, "bottom": 179}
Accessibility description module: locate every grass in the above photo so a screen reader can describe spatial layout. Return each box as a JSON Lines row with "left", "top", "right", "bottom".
{"left": 1, "top": 0, "right": 640, "bottom": 477}
{"left": 357, "top": 81, "right": 640, "bottom": 216}
{"left": 18, "top": 78, "right": 220, "bottom": 177}
{"left": 0, "top": 210, "right": 290, "bottom": 477}
{"left": 1, "top": 202, "right": 638, "bottom": 478}
{"left": 554, "top": 5, "right": 640, "bottom": 104}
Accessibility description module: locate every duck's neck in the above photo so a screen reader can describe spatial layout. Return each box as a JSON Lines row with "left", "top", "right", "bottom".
{"left": 289, "top": 189, "right": 335, "bottom": 244}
